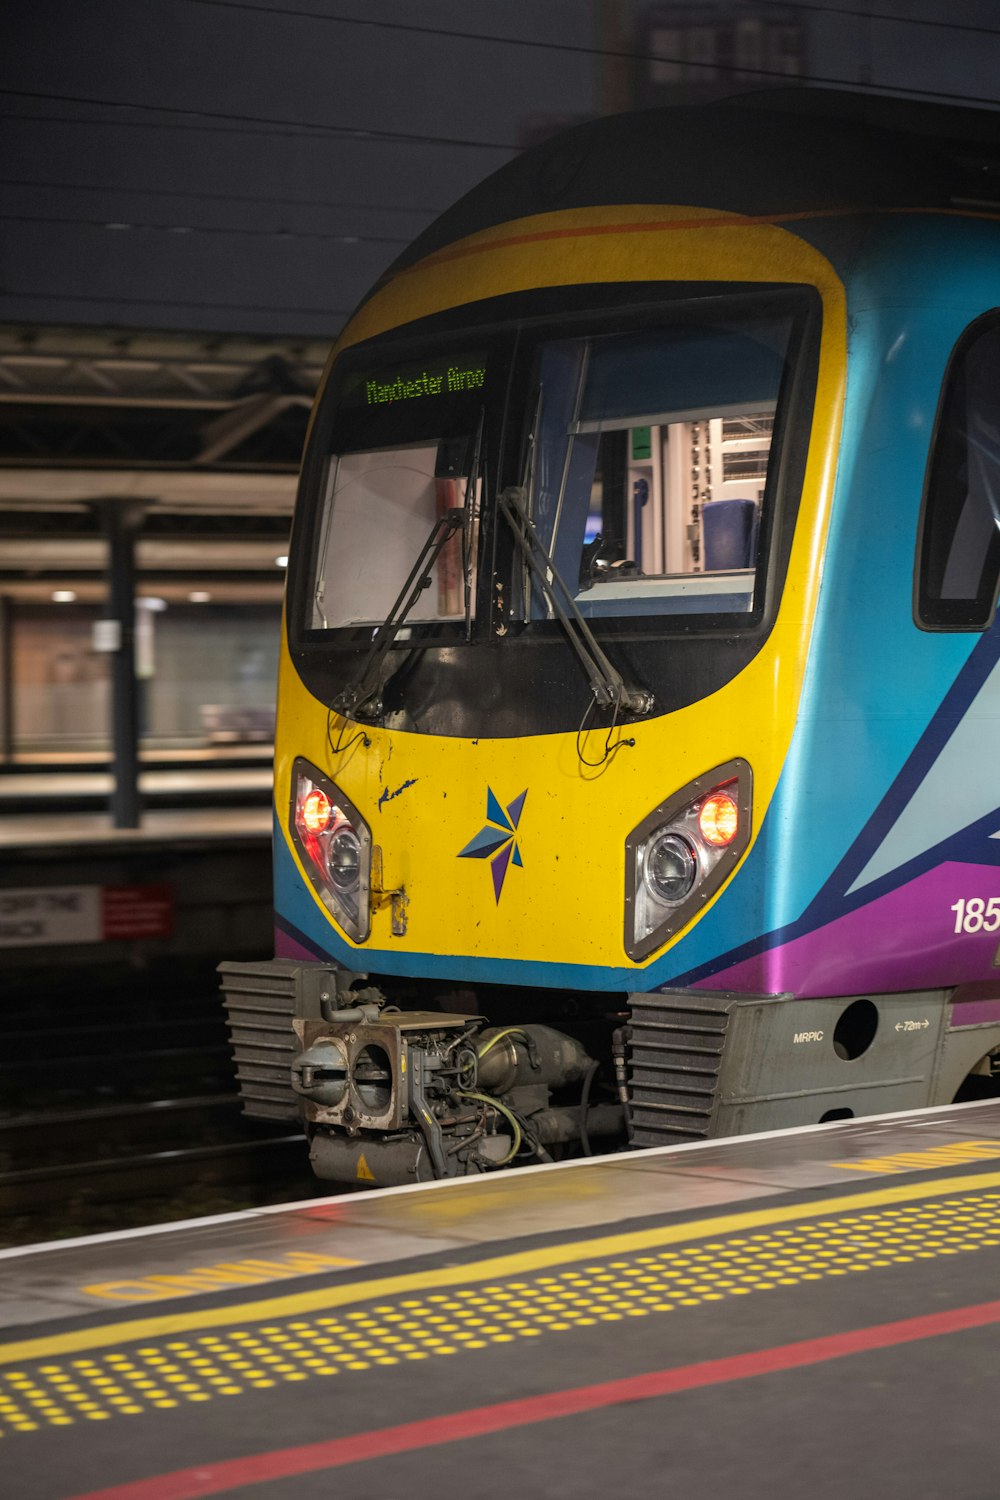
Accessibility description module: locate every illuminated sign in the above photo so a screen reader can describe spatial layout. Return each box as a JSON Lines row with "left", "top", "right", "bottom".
{"left": 343, "top": 352, "right": 487, "bottom": 408}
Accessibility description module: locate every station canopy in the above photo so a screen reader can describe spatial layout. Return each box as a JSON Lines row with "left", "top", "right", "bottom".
{"left": 0, "top": 326, "right": 328, "bottom": 605}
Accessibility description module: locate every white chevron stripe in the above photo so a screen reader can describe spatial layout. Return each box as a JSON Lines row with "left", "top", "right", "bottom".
{"left": 847, "top": 653, "right": 1000, "bottom": 893}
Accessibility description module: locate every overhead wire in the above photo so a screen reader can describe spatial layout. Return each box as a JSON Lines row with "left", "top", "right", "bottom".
{"left": 3, "top": 53, "right": 999, "bottom": 126}
{"left": 3, "top": 0, "right": 1000, "bottom": 145}
{"left": 0, "top": 87, "right": 521, "bottom": 151}
{"left": 0, "top": 175, "right": 443, "bottom": 216}
{"left": 0, "top": 286, "right": 352, "bottom": 319}
{"left": 698, "top": 0, "right": 1000, "bottom": 35}
{"left": 6, "top": 3, "right": 1000, "bottom": 324}
{"left": 183, "top": 0, "right": 1000, "bottom": 47}
{"left": 1, "top": 210, "right": 410, "bottom": 246}
{"left": 0, "top": 108, "right": 369, "bottom": 140}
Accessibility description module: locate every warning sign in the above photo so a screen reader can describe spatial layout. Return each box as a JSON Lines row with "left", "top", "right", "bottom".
{"left": 101, "top": 885, "right": 174, "bottom": 940}
{"left": 0, "top": 887, "right": 99, "bottom": 947}
{"left": 0, "top": 884, "right": 174, "bottom": 947}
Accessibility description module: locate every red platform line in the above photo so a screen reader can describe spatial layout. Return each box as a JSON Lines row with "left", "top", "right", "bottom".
{"left": 68, "top": 1298, "right": 1000, "bottom": 1500}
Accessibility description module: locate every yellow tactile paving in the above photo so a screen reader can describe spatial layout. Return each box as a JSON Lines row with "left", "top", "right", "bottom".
{"left": 832, "top": 1139, "right": 1000, "bottom": 1174}
{"left": 9, "top": 1167, "right": 1000, "bottom": 1370}
{"left": 2, "top": 1186, "right": 999, "bottom": 1436}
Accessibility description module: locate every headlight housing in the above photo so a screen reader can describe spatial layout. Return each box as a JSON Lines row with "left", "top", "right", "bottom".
{"left": 625, "top": 759, "right": 752, "bottom": 961}
{"left": 290, "top": 757, "right": 371, "bottom": 942}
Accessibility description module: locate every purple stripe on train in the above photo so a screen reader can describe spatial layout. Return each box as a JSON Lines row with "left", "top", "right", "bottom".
{"left": 696, "top": 861, "right": 1000, "bottom": 1000}
{"left": 275, "top": 926, "right": 326, "bottom": 963}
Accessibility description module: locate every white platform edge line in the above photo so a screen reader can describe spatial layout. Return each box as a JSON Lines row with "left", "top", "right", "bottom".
{"left": 2, "top": 1096, "right": 998, "bottom": 1262}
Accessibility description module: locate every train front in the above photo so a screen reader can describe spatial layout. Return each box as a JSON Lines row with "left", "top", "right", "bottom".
{"left": 221, "top": 190, "right": 847, "bottom": 1186}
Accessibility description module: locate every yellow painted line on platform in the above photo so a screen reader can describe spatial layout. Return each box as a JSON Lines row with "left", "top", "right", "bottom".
{"left": 3, "top": 1168, "right": 1000, "bottom": 1368}
{"left": 831, "top": 1140, "right": 1000, "bottom": 1175}
{"left": 82, "top": 1252, "right": 361, "bottom": 1303}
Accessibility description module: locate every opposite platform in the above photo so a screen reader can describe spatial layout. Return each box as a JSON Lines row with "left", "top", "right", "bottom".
{"left": 0, "top": 804, "right": 272, "bottom": 852}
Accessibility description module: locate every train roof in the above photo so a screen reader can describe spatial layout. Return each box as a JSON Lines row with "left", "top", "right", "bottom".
{"left": 381, "top": 89, "right": 1000, "bottom": 285}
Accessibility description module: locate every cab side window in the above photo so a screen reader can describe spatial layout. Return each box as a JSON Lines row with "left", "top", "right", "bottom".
{"left": 918, "top": 316, "right": 1000, "bottom": 629}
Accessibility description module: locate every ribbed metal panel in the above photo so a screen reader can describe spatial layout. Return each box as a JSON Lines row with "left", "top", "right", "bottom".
{"left": 627, "top": 993, "right": 738, "bottom": 1146}
{"left": 219, "top": 959, "right": 300, "bottom": 1122}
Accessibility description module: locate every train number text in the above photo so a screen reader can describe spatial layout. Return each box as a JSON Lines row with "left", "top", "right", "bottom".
{"left": 950, "top": 898, "right": 1000, "bottom": 935}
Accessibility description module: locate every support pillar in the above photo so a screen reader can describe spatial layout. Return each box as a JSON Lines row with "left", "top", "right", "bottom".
{"left": 96, "top": 500, "right": 145, "bottom": 828}
{"left": 0, "top": 594, "right": 12, "bottom": 764}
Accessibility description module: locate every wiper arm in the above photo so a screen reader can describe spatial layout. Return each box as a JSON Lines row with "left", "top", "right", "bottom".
{"left": 497, "top": 486, "right": 653, "bottom": 717}
{"left": 463, "top": 409, "right": 485, "bottom": 642}
{"left": 333, "top": 507, "right": 465, "bottom": 722}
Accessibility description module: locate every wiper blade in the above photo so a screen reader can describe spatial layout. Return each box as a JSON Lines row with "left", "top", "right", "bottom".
{"left": 333, "top": 507, "right": 465, "bottom": 722}
{"left": 463, "top": 409, "right": 485, "bottom": 642}
{"left": 497, "top": 486, "right": 653, "bottom": 718}
{"left": 333, "top": 422, "right": 484, "bottom": 725}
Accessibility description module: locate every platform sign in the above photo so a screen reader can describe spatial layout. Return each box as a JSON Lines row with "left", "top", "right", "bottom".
{"left": 101, "top": 884, "right": 174, "bottom": 940}
{"left": 0, "top": 884, "right": 173, "bottom": 947}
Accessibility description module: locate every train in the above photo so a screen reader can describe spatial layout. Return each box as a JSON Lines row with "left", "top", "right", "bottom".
{"left": 221, "top": 87, "right": 1000, "bottom": 1188}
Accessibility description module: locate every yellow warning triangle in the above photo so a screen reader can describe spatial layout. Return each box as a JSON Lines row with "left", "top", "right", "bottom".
{"left": 356, "top": 1153, "right": 376, "bottom": 1182}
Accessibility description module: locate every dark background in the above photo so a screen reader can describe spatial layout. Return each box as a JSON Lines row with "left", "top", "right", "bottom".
{"left": 3, "top": 0, "right": 999, "bottom": 342}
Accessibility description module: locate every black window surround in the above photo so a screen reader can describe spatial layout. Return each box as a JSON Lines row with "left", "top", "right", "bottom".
{"left": 916, "top": 311, "right": 1000, "bottom": 631}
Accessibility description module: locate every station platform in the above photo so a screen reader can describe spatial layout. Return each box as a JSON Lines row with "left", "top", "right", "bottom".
{"left": 0, "top": 803, "right": 272, "bottom": 854}
{"left": 3, "top": 1099, "right": 1000, "bottom": 1499}
{"left": 0, "top": 767, "right": 272, "bottom": 822}
{"left": 0, "top": 747, "right": 270, "bottom": 854}
{"left": 2, "top": 747, "right": 274, "bottom": 771}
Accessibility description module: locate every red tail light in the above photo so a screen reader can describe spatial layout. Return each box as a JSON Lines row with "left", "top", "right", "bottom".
{"left": 291, "top": 760, "right": 371, "bottom": 943}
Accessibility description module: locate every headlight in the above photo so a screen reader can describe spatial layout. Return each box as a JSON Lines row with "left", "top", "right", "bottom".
{"left": 328, "top": 826, "right": 362, "bottom": 892}
{"left": 643, "top": 832, "right": 697, "bottom": 904}
{"left": 291, "top": 758, "right": 371, "bottom": 941}
{"left": 625, "top": 759, "right": 752, "bottom": 961}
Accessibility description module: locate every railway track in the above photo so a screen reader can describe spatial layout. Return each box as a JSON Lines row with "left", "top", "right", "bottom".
{"left": 1, "top": 1018, "right": 236, "bottom": 1109}
{"left": 0, "top": 1095, "right": 322, "bottom": 1247}
{"left": 0, "top": 1008, "right": 328, "bottom": 1247}
{"left": 1, "top": 1127, "right": 310, "bottom": 1214}
{"left": 0, "top": 1092, "right": 244, "bottom": 1159}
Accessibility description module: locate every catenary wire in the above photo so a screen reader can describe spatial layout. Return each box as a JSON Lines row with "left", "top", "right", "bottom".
{"left": 0, "top": 109, "right": 379, "bottom": 140}
{"left": 0, "top": 88, "right": 521, "bottom": 151}
{"left": 183, "top": 0, "right": 1000, "bottom": 46}
{"left": 0, "top": 287, "right": 352, "bottom": 320}
{"left": 0, "top": 175, "right": 443, "bottom": 216}
{"left": 1, "top": 211, "right": 411, "bottom": 246}
{"left": 3, "top": 61, "right": 1000, "bottom": 129}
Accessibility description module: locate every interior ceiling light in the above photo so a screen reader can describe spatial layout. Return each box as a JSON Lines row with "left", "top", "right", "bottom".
{"left": 52, "top": 590, "right": 76, "bottom": 603}
{"left": 275, "top": 554, "right": 289, "bottom": 568}
{"left": 188, "top": 590, "right": 212, "bottom": 603}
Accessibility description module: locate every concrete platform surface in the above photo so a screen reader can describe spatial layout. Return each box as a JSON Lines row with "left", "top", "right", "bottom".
{"left": 3, "top": 1099, "right": 1000, "bottom": 1499}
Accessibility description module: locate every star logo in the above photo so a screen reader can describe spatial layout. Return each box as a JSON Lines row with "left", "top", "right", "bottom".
{"left": 458, "top": 787, "right": 527, "bottom": 903}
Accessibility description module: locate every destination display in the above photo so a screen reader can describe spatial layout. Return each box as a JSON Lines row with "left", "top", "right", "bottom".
{"left": 342, "top": 352, "right": 487, "bottom": 408}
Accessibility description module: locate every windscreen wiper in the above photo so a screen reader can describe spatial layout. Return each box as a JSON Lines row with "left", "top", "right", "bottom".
{"left": 333, "top": 507, "right": 465, "bottom": 722}
{"left": 497, "top": 486, "right": 653, "bottom": 718}
{"left": 333, "top": 421, "right": 484, "bottom": 724}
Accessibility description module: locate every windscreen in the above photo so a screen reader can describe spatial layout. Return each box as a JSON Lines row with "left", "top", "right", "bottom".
{"left": 310, "top": 350, "right": 487, "bottom": 630}
{"left": 303, "top": 292, "right": 812, "bottom": 644}
{"left": 524, "top": 303, "right": 799, "bottom": 619}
